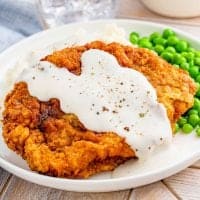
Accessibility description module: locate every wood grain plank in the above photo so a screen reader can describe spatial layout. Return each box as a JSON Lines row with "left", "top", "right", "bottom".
{"left": 0, "top": 168, "right": 11, "bottom": 194}
{"left": 129, "top": 181, "right": 177, "bottom": 200}
{"left": 1, "top": 176, "right": 130, "bottom": 200}
{"left": 164, "top": 168, "right": 200, "bottom": 200}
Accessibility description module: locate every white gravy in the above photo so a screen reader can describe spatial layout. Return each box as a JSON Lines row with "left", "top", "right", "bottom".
{"left": 18, "top": 49, "right": 172, "bottom": 158}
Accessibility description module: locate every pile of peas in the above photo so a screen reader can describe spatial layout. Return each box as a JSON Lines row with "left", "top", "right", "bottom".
{"left": 129, "top": 28, "right": 200, "bottom": 136}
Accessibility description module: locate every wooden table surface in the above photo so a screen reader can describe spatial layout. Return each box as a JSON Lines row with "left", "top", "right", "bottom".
{"left": 1, "top": 0, "right": 200, "bottom": 199}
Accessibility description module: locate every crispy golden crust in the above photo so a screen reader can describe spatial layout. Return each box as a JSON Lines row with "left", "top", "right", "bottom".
{"left": 43, "top": 41, "right": 197, "bottom": 126}
{"left": 3, "top": 41, "right": 196, "bottom": 178}
{"left": 3, "top": 82, "right": 134, "bottom": 178}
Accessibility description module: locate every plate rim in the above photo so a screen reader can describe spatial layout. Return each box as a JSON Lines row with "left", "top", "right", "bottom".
{"left": 0, "top": 18, "right": 200, "bottom": 192}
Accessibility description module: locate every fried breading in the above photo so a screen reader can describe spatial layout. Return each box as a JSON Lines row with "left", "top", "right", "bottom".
{"left": 42, "top": 41, "right": 196, "bottom": 126}
{"left": 3, "top": 82, "right": 135, "bottom": 178}
{"left": 3, "top": 41, "right": 196, "bottom": 178}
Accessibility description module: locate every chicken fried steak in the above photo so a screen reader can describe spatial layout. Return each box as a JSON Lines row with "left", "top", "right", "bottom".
{"left": 2, "top": 41, "right": 196, "bottom": 178}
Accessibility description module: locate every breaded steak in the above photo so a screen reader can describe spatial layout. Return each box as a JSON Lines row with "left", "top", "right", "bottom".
{"left": 2, "top": 41, "right": 196, "bottom": 178}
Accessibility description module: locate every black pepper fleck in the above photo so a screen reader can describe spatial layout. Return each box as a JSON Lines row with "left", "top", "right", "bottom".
{"left": 139, "top": 113, "right": 145, "bottom": 118}
{"left": 124, "top": 126, "right": 130, "bottom": 132}
{"left": 112, "top": 110, "right": 118, "bottom": 114}
{"left": 102, "top": 106, "right": 109, "bottom": 112}
{"left": 38, "top": 66, "right": 44, "bottom": 71}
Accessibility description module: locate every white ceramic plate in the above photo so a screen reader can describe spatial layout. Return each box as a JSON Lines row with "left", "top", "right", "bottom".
{"left": 0, "top": 19, "right": 200, "bottom": 192}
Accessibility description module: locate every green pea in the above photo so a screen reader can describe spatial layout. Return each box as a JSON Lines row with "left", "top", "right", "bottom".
{"left": 173, "top": 54, "right": 186, "bottom": 65}
{"left": 194, "top": 98, "right": 200, "bottom": 110}
{"left": 129, "top": 32, "right": 139, "bottom": 44}
{"left": 130, "top": 32, "right": 140, "bottom": 38}
{"left": 175, "top": 40, "right": 188, "bottom": 52}
{"left": 161, "top": 51, "right": 173, "bottom": 62}
{"left": 185, "top": 52, "right": 195, "bottom": 62}
{"left": 189, "top": 60, "right": 194, "bottom": 67}
{"left": 196, "top": 127, "right": 200, "bottom": 136}
{"left": 174, "top": 123, "right": 180, "bottom": 133}
{"left": 138, "top": 37, "right": 152, "bottom": 49}
{"left": 188, "top": 114, "right": 199, "bottom": 127}
{"left": 167, "top": 36, "right": 179, "bottom": 46}
{"left": 139, "top": 37, "right": 149, "bottom": 42}
{"left": 187, "top": 47, "right": 195, "bottom": 53}
{"left": 178, "top": 117, "right": 187, "bottom": 127}
{"left": 194, "top": 57, "right": 200, "bottom": 66}
{"left": 195, "top": 83, "right": 200, "bottom": 97}
{"left": 181, "top": 52, "right": 188, "bottom": 58}
{"left": 139, "top": 41, "right": 152, "bottom": 49}
{"left": 195, "top": 51, "right": 200, "bottom": 57}
{"left": 173, "top": 64, "right": 179, "bottom": 68}
{"left": 154, "top": 37, "right": 167, "bottom": 46}
{"left": 180, "top": 62, "right": 189, "bottom": 71}
{"left": 196, "top": 82, "right": 200, "bottom": 91}
{"left": 181, "top": 52, "right": 194, "bottom": 62}
{"left": 130, "top": 35, "right": 139, "bottom": 44}
{"left": 165, "top": 46, "right": 176, "bottom": 53}
{"left": 187, "top": 52, "right": 195, "bottom": 58}
{"left": 196, "top": 75, "right": 200, "bottom": 83}
{"left": 150, "top": 32, "right": 161, "bottom": 42}
{"left": 163, "top": 29, "right": 175, "bottom": 39}
{"left": 195, "top": 89, "right": 200, "bottom": 97}
{"left": 189, "top": 66, "right": 199, "bottom": 78}
{"left": 182, "top": 123, "right": 193, "bottom": 133}
{"left": 188, "top": 109, "right": 198, "bottom": 115}
{"left": 154, "top": 45, "right": 164, "bottom": 54}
